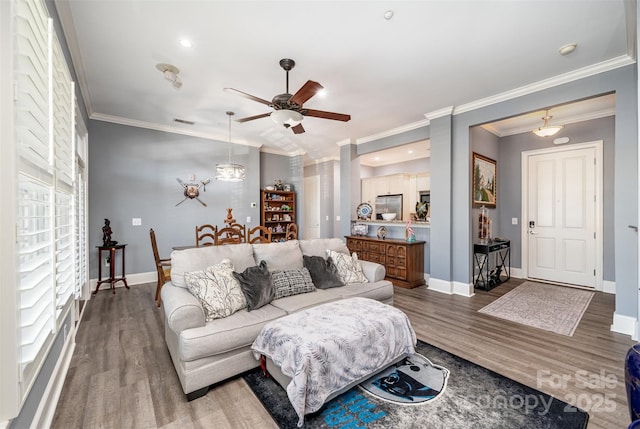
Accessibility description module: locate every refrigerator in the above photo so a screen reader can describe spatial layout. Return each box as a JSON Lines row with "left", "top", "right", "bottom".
{"left": 375, "top": 194, "right": 403, "bottom": 220}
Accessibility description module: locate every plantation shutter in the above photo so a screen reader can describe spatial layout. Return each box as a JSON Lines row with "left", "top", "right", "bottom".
{"left": 15, "top": 0, "right": 56, "bottom": 395}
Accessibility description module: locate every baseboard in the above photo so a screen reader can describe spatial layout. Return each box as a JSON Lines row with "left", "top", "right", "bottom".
{"left": 510, "top": 267, "right": 523, "bottom": 278}
{"left": 601, "top": 280, "right": 615, "bottom": 294}
{"left": 452, "top": 281, "right": 474, "bottom": 297}
{"left": 428, "top": 277, "right": 452, "bottom": 294}
{"left": 89, "top": 271, "right": 156, "bottom": 291}
{"left": 31, "top": 326, "right": 76, "bottom": 429}
{"left": 611, "top": 312, "right": 637, "bottom": 340}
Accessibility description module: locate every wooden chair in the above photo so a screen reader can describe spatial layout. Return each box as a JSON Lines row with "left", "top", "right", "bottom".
{"left": 150, "top": 228, "right": 171, "bottom": 307}
{"left": 227, "top": 223, "right": 247, "bottom": 243}
{"left": 285, "top": 223, "right": 298, "bottom": 240}
{"left": 248, "top": 225, "right": 272, "bottom": 243}
{"left": 195, "top": 224, "right": 216, "bottom": 247}
{"left": 214, "top": 226, "right": 244, "bottom": 245}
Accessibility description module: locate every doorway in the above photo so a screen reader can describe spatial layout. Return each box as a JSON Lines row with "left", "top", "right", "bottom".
{"left": 521, "top": 141, "right": 603, "bottom": 289}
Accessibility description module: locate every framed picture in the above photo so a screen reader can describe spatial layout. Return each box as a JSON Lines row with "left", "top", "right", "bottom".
{"left": 472, "top": 152, "right": 497, "bottom": 208}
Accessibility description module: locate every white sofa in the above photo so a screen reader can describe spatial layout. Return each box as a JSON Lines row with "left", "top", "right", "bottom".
{"left": 160, "top": 238, "right": 394, "bottom": 400}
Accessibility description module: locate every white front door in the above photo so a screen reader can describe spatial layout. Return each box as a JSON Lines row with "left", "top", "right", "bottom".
{"left": 526, "top": 145, "right": 598, "bottom": 287}
{"left": 304, "top": 175, "right": 321, "bottom": 239}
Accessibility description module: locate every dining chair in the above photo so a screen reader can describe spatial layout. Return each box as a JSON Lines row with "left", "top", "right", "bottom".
{"left": 227, "top": 223, "right": 247, "bottom": 243}
{"left": 195, "top": 224, "right": 216, "bottom": 247}
{"left": 285, "top": 223, "right": 298, "bottom": 240}
{"left": 214, "top": 226, "right": 244, "bottom": 245}
{"left": 149, "top": 228, "right": 171, "bottom": 307}
{"left": 248, "top": 225, "right": 272, "bottom": 243}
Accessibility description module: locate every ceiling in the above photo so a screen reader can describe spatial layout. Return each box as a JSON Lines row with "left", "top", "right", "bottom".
{"left": 55, "top": 1, "right": 634, "bottom": 165}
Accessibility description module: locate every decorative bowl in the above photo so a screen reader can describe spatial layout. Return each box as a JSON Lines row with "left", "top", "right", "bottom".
{"left": 381, "top": 213, "right": 397, "bottom": 221}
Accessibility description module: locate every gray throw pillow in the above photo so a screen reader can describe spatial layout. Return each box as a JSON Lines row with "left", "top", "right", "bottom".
{"left": 303, "top": 255, "right": 345, "bottom": 289}
{"left": 271, "top": 267, "right": 316, "bottom": 299}
{"left": 233, "top": 260, "right": 274, "bottom": 311}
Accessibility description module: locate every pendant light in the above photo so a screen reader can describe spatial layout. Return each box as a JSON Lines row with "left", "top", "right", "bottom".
{"left": 216, "top": 111, "right": 246, "bottom": 182}
{"left": 532, "top": 109, "right": 563, "bottom": 137}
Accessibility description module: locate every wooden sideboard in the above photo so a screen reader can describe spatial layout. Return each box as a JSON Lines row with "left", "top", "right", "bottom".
{"left": 345, "top": 236, "right": 426, "bottom": 289}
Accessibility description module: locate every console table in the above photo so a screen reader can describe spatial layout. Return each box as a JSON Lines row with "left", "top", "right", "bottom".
{"left": 345, "top": 236, "right": 426, "bottom": 289}
{"left": 473, "top": 240, "right": 510, "bottom": 290}
{"left": 94, "top": 244, "right": 129, "bottom": 294}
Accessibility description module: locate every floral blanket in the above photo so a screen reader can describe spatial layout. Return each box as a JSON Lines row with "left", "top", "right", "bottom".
{"left": 251, "top": 297, "right": 417, "bottom": 427}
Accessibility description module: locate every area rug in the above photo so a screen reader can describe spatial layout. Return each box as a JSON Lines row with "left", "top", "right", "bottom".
{"left": 244, "top": 340, "right": 589, "bottom": 429}
{"left": 478, "top": 281, "right": 594, "bottom": 336}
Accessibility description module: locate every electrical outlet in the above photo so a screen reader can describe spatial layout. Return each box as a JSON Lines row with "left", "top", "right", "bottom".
{"left": 104, "top": 257, "right": 110, "bottom": 267}
{"left": 246, "top": 216, "right": 251, "bottom": 223}
{"left": 512, "top": 217, "right": 518, "bottom": 225}
{"left": 132, "top": 217, "right": 142, "bottom": 226}
{"left": 336, "top": 215, "right": 341, "bottom": 221}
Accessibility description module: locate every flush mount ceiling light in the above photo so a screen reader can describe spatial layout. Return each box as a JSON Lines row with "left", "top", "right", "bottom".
{"left": 559, "top": 43, "right": 577, "bottom": 56}
{"left": 270, "top": 109, "right": 304, "bottom": 128}
{"left": 532, "top": 110, "right": 563, "bottom": 137}
{"left": 216, "top": 111, "right": 246, "bottom": 182}
{"left": 155, "top": 63, "right": 183, "bottom": 88}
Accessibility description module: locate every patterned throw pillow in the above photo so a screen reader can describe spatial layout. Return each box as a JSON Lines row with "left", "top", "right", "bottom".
{"left": 184, "top": 259, "right": 247, "bottom": 321}
{"left": 271, "top": 267, "right": 316, "bottom": 299}
{"left": 327, "top": 250, "right": 369, "bottom": 285}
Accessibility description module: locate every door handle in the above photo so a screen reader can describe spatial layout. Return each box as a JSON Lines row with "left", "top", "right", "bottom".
{"left": 629, "top": 225, "right": 638, "bottom": 232}
{"left": 529, "top": 230, "right": 538, "bottom": 235}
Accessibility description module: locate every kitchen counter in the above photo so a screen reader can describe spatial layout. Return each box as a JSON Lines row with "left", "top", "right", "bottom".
{"left": 352, "top": 219, "right": 430, "bottom": 228}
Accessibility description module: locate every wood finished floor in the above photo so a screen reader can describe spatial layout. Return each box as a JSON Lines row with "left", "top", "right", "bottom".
{"left": 52, "top": 280, "right": 634, "bottom": 429}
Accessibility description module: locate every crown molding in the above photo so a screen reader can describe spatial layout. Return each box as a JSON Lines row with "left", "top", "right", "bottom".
{"left": 356, "top": 119, "right": 430, "bottom": 144}
{"left": 54, "top": 0, "right": 94, "bottom": 118}
{"left": 91, "top": 113, "right": 263, "bottom": 148}
{"left": 424, "top": 106, "right": 454, "bottom": 121}
{"left": 454, "top": 55, "right": 635, "bottom": 115}
{"left": 259, "top": 146, "right": 306, "bottom": 157}
{"left": 482, "top": 107, "right": 617, "bottom": 137}
{"left": 335, "top": 139, "right": 354, "bottom": 147}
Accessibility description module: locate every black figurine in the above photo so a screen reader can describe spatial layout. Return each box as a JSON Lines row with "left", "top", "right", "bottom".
{"left": 102, "top": 218, "right": 117, "bottom": 246}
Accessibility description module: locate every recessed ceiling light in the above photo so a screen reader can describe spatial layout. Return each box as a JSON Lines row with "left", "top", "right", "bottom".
{"left": 375, "top": 156, "right": 381, "bottom": 161}
{"left": 179, "top": 39, "right": 193, "bottom": 48}
{"left": 408, "top": 150, "right": 414, "bottom": 154}
{"left": 559, "top": 43, "right": 577, "bottom": 56}
{"left": 384, "top": 10, "right": 394, "bottom": 20}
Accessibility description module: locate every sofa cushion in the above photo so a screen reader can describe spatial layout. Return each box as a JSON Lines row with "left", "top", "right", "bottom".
{"left": 233, "top": 260, "right": 275, "bottom": 311}
{"left": 299, "top": 238, "right": 349, "bottom": 257}
{"left": 252, "top": 240, "right": 304, "bottom": 271}
{"left": 328, "top": 250, "right": 368, "bottom": 284}
{"left": 303, "top": 255, "right": 344, "bottom": 289}
{"left": 171, "top": 243, "right": 256, "bottom": 288}
{"left": 272, "top": 267, "right": 316, "bottom": 299}
{"left": 184, "top": 259, "right": 247, "bottom": 321}
{"left": 179, "top": 304, "right": 287, "bottom": 361}
{"left": 336, "top": 280, "right": 394, "bottom": 302}
{"left": 270, "top": 289, "right": 340, "bottom": 313}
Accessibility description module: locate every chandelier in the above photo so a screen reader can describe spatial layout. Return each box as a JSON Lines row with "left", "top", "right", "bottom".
{"left": 216, "top": 111, "right": 246, "bottom": 182}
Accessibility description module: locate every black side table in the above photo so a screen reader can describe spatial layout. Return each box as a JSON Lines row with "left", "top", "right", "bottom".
{"left": 94, "top": 244, "right": 129, "bottom": 294}
{"left": 473, "top": 240, "right": 510, "bottom": 290}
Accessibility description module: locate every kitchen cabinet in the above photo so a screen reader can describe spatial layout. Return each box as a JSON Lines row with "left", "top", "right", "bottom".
{"left": 345, "top": 236, "right": 426, "bottom": 289}
{"left": 360, "top": 172, "right": 429, "bottom": 220}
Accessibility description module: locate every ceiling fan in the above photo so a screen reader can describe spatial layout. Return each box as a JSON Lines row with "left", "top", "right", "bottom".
{"left": 224, "top": 58, "right": 351, "bottom": 134}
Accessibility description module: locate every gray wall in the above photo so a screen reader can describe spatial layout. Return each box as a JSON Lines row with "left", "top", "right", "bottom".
{"left": 304, "top": 160, "right": 339, "bottom": 238}
{"left": 372, "top": 157, "right": 430, "bottom": 176}
{"left": 495, "top": 116, "right": 615, "bottom": 281}
{"left": 470, "top": 126, "right": 500, "bottom": 247}
{"left": 88, "top": 120, "right": 261, "bottom": 278}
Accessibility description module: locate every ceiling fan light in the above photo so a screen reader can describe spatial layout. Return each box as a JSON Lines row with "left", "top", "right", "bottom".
{"left": 271, "top": 109, "right": 303, "bottom": 127}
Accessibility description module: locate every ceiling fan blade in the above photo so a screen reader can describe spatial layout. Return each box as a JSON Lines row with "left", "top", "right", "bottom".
{"left": 223, "top": 88, "right": 272, "bottom": 106}
{"left": 303, "top": 109, "right": 351, "bottom": 122}
{"left": 289, "top": 80, "right": 323, "bottom": 106}
{"left": 236, "top": 112, "right": 272, "bottom": 123}
{"left": 291, "top": 123, "right": 305, "bottom": 134}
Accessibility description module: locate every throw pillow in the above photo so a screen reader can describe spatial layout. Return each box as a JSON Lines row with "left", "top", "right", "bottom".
{"left": 271, "top": 267, "right": 316, "bottom": 299}
{"left": 233, "top": 260, "right": 275, "bottom": 311}
{"left": 327, "top": 250, "right": 369, "bottom": 285}
{"left": 184, "top": 259, "right": 247, "bottom": 321}
{"left": 303, "top": 255, "right": 345, "bottom": 289}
